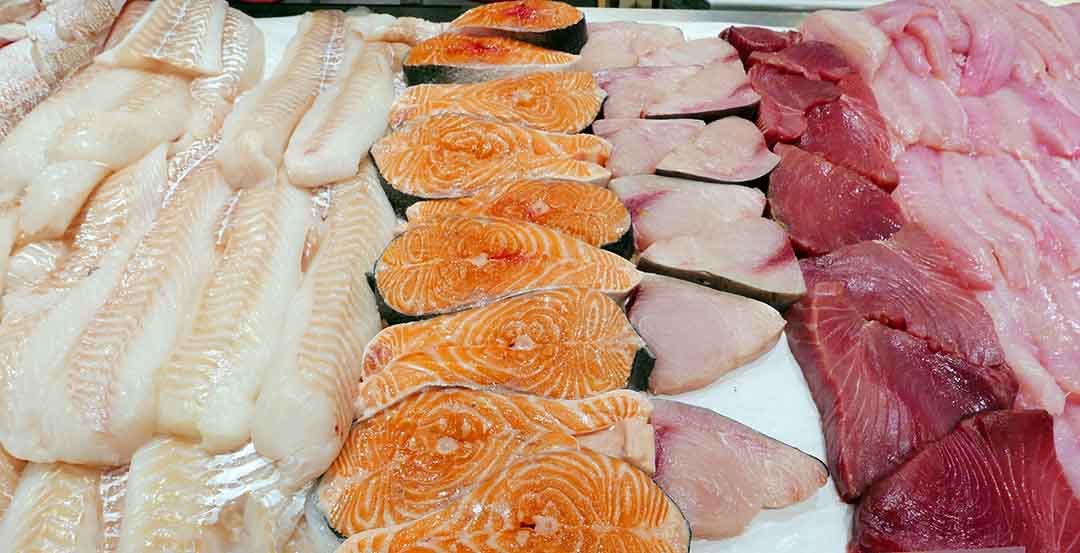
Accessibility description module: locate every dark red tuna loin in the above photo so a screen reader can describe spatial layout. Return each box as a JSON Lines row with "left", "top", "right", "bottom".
{"left": 798, "top": 95, "right": 899, "bottom": 191}
{"left": 748, "top": 41, "right": 853, "bottom": 82}
{"left": 852, "top": 410, "right": 1080, "bottom": 553}
{"left": 785, "top": 281, "right": 1017, "bottom": 501}
{"left": 749, "top": 64, "right": 840, "bottom": 143}
{"left": 768, "top": 145, "right": 904, "bottom": 256}
{"left": 651, "top": 399, "right": 827, "bottom": 540}
{"left": 719, "top": 26, "right": 801, "bottom": 66}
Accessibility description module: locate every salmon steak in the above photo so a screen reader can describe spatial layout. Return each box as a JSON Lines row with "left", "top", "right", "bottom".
{"left": 319, "top": 388, "right": 654, "bottom": 536}
{"left": 389, "top": 71, "right": 604, "bottom": 134}
{"left": 334, "top": 449, "right": 691, "bottom": 553}
{"left": 448, "top": 0, "right": 587, "bottom": 54}
{"left": 370, "top": 216, "right": 641, "bottom": 322}
{"left": 404, "top": 33, "right": 579, "bottom": 84}
{"left": 405, "top": 179, "right": 632, "bottom": 255}
{"left": 356, "top": 288, "right": 653, "bottom": 416}
{"left": 372, "top": 114, "right": 611, "bottom": 209}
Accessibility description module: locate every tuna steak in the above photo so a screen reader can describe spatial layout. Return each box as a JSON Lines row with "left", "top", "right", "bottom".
{"left": 448, "top": 0, "right": 586, "bottom": 54}
{"left": 720, "top": 26, "right": 801, "bottom": 65}
{"left": 595, "top": 62, "right": 759, "bottom": 120}
{"left": 799, "top": 94, "right": 898, "bottom": 191}
{"left": 655, "top": 116, "right": 779, "bottom": 185}
{"left": 403, "top": 33, "right": 578, "bottom": 85}
{"left": 593, "top": 118, "right": 705, "bottom": 178}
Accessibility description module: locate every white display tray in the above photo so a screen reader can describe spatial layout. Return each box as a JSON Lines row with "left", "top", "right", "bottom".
{"left": 254, "top": 13, "right": 851, "bottom": 552}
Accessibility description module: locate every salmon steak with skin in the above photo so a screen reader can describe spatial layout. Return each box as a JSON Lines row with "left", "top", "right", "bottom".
{"left": 448, "top": 0, "right": 587, "bottom": 54}
{"left": 372, "top": 114, "right": 611, "bottom": 209}
{"left": 404, "top": 33, "right": 579, "bottom": 85}
{"left": 334, "top": 449, "right": 691, "bottom": 553}
{"left": 389, "top": 71, "right": 605, "bottom": 134}
{"left": 370, "top": 216, "right": 640, "bottom": 322}
{"left": 319, "top": 388, "right": 654, "bottom": 536}
{"left": 405, "top": 179, "right": 632, "bottom": 255}
{"left": 356, "top": 288, "right": 653, "bottom": 417}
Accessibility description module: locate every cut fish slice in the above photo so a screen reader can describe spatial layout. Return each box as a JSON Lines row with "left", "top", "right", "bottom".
{"left": 593, "top": 119, "right": 704, "bottom": 178}
{"left": 577, "top": 21, "right": 685, "bottom": 72}
{"left": 284, "top": 40, "right": 398, "bottom": 188}
{"left": 218, "top": 10, "right": 350, "bottom": 189}
{"left": 357, "top": 288, "right": 653, "bottom": 416}
{"left": 0, "top": 446, "right": 24, "bottom": 519}
{"left": 628, "top": 275, "right": 784, "bottom": 394}
{"left": 0, "top": 0, "right": 40, "bottom": 25}
{"left": 404, "top": 33, "right": 579, "bottom": 85}
{"left": 157, "top": 177, "right": 312, "bottom": 453}
{"left": 41, "top": 0, "right": 123, "bottom": 43}
{"left": 371, "top": 215, "right": 641, "bottom": 322}
{"left": 405, "top": 180, "right": 632, "bottom": 255}
{"left": 5, "top": 240, "right": 66, "bottom": 295}
{"left": 96, "top": 0, "right": 227, "bottom": 76}
{"left": 252, "top": 160, "right": 396, "bottom": 486}
{"left": 651, "top": 400, "right": 827, "bottom": 539}
{"left": 448, "top": 0, "right": 586, "bottom": 54}
{"left": 320, "top": 388, "right": 653, "bottom": 536}
{"left": 0, "top": 22, "right": 25, "bottom": 45}
{"left": 389, "top": 71, "right": 604, "bottom": 134}
{"left": 187, "top": 8, "right": 266, "bottom": 142}
{"left": 595, "top": 62, "right": 759, "bottom": 120}
{"left": 335, "top": 449, "right": 691, "bottom": 553}
{"left": 639, "top": 37, "right": 739, "bottom": 67}
{"left": 720, "top": 26, "right": 801, "bottom": 65}
{"left": 372, "top": 113, "right": 611, "bottom": 209}
{"left": 103, "top": 0, "right": 150, "bottom": 50}
{"left": 610, "top": 175, "right": 766, "bottom": 251}
{"left": 655, "top": 116, "right": 779, "bottom": 185}
{"left": 0, "top": 462, "right": 102, "bottom": 553}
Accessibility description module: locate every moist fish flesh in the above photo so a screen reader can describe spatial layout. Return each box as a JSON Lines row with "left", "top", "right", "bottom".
{"left": 17, "top": 161, "right": 109, "bottom": 243}
{"left": 5, "top": 240, "right": 65, "bottom": 296}
{"left": 102, "top": 0, "right": 149, "bottom": 49}
{"left": 748, "top": 41, "right": 853, "bottom": 81}
{"left": 577, "top": 21, "right": 684, "bottom": 72}
{"left": 334, "top": 449, "right": 691, "bottom": 553}
{"left": 0, "top": 22, "right": 25, "bottom": 45}
{"left": 651, "top": 400, "right": 827, "bottom": 539}
{"left": 285, "top": 41, "right": 399, "bottom": 188}
{"left": 405, "top": 179, "right": 632, "bottom": 255}
{"left": 610, "top": 175, "right": 766, "bottom": 251}
{"left": 799, "top": 92, "right": 898, "bottom": 191}
{"left": 320, "top": 388, "right": 653, "bottom": 535}
{"left": 0, "top": 0, "right": 40, "bottom": 24}
{"left": 853, "top": 410, "right": 1080, "bottom": 553}
{"left": 596, "top": 63, "right": 759, "bottom": 120}
{"left": 357, "top": 288, "right": 653, "bottom": 417}
{"left": 593, "top": 119, "right": 704, "bottom": 177}
{"left": 628, "top": 275, "right": 784, "bottom": 394}
{"left": 218, "top": 10, "right": 351, "bottom": 189}
{"left": 639, "top": 37, "right": 738, "bottom": 67}
{"left": 389, "top": 71, "right": 604, "bottom": 134}
{"left": 372, "top": 114, "right": 611, "bottom": 209}
{"left": 750, "top": 64, "right": 840, "bottom": 143}
{"left": 654, "top": 116, "right": 779, "bottom": 185}
{"left": 0, "top": 446, "right": 23, "bottom": 519}
{"left": 720, "top": 25, "right": 801, "bottom": 65}
{"left": 0, "top": 462, "right": 102, "bottom": 553}
{"left": 403, "top": 33, "right": 578, "bottom": 85}
{"left": 96, "top": 0, "right": 226, "bottom": 76}
{"left": 769, "top": 145, "right": 904, "bottom": 256}
{"left": 448, "top": 0, "right": 586, "bottom": 54}
{"left": 370, "top": 215, "right": 641, "bottom": 322}
{"left": 356, "top": 16, "right": 445, "bottom": 47}
{"left": 187, "top": 8, "right": 266, "bottom": 142}
{"left": 252, "top": 160, "right": 395, "bottom": 486}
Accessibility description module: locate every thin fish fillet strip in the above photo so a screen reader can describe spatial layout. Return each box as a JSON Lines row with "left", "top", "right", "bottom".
{"left": 0, "top": 462, "right": 103, "bottom": 553}
{"left": 96, "top": 0, "right": 227, "bottom": 76}
{"left": 187, "top": 8, "right": 266, "bottom": 142}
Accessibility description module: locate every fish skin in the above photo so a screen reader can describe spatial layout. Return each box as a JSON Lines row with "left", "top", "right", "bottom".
{"left": 448, "top": 0, "right": 586, "bottom": 53}
{"left": 218, "top": 10, "right": 350, "bottom": 189}
{"left": 320, "top": 388, "right": 653, "bottom": 536}
{"left": 403, "top": 33, "right": 579, "bottom": 85}
{"left": 0, "top": 462, "right": 103, "bottom": 553}
{"left": 335, "top": 449, "right": 691, "bottom": 553}
{"left": 96, "top": 0, "right": 227, "bottom": 76}
{"left": 187, "top": 8, "right": 266, "bottom": 142}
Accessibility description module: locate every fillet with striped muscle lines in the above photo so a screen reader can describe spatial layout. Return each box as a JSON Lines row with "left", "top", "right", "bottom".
{"left": 96, "top": 0, "right": 227, "bottom": 76}
{"left": 372, "top": 113, "right": 611, "bottom": 206}
{"left": 285, "top": 41, "right": 400, "bottom": 188}
{"left": 218, "top": 10, "right": 351, "bottom": 189}
{"left": 389, "top": 71, "right": 605, "bottom": 134}
{"left": 157, "top": 175, "right": 312, "bottom": 453}
{"left": 370, "top": 215, "right": 641, "bottom": 322}
{"left": 405, "top": 179, "right": 631, "bottom": 253}
{"left": 252, "top": 159, "right": 396, "bottom": 486}
{"left": 321, "top": 388, "right": 654, "bottom": 536}
{"left": 0, "top": 446, "right": 24, "bottom": 519}
{"left": 335, "top": 449, "right": 691, "bottom": 553}
{"left": 0, "top": 463, "right": 103, "bottom": 553}
{"left": 6, "top": 241, "right": 69, "bottom": 297}
{"left": 186, "top": 8, "right": 266, "bottom": 142}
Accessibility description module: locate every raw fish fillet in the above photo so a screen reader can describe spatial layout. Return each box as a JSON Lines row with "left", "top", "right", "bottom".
{"left": 610, "top": 174, "right": 765, "bottom": 250}
{"left": 639, "top": 37, "right": 738, "bottom": 67}
{"left": 335, "top": 449, "right": 691, "bottom": 553}
{"left": 577, "top": 21, "right": 684, "bottom": 72}
{"left": 0, "top": 37, "right": 58, "bottom": 140}
{"left": 285, "top": 40, "right": 398, "bottom": 188}
{"left": 320, "top": 388, "right": 653, "bottom": 535}
{"left": 41, "top": 0, "right": 122, "bottom": 43}
{"left": 96, "top": 0, "right": 227, "bottom": 76}
{"left": 99, "top": 465, "right": 127, "bottom": 553}
{"left": 0, "top": 22, "right": 25, "bottom": 45}
{"left": 103, "top": 0, "right": 149, "bottom": 50}
{"left": 17, "top": 161, "right": 110, "bottom": 243}
{"left": 651, "top": 400, "right": 827, "bottom": 539}
{"left": 748, "top": 41, "right": 853, "bottom": 81}
{"left": 799, "top": 94, "right": 898, "bottom": 191}
{"left": 356, "top": 16, "right": 444, "bottom": 47}
{"left": 720, "top": 25, "right": 801, "bottom": 65}
{"left": 853, "top": 410, "right": 1080, "bottom": 553}
{"left": 405, "top": 179, "right": 631, "bottom": 254}
{"left": 0, "top": 462, "right": 102, "bottom": 553}
{"left": 0, "top": 0, "right": 40, "bottom": 24}
{"left": 448, "top": 0, "right": 586, "bottom": 54}
{"left": 655, "top": 116, "right": 779, "bottom": 185}
{"left": 371, "top": 215, "right": 641, "bottom": 321}
{"left": 252, "top": 160, "right": 396, "bottom": 486}
{"left": 218, "top": 10, "right": 350, "bottom": 189}
{"left": 5, "top": 240, "right": 66, "bottom": 295}
{"left": 800, "top": 10, "right": 889, "bottom": 79}
{"left": 187, "top": 8, "right": 266, "bottom": 142}
{"left": 157, "top": 177, "right": 312, "bottom": 453}
{"left": 596, "top": 63, "right": 759, "bottom": 120}
{"left": 404, "top": 33, "right": 578, "bottom": 85}
{"left": 0, "top": 446, "right": 24, "bottom": 518}
{"left": 749, "top": 63, "right": 839, "bottom": 143}
{"left": 628, "top": 275, "right": 783, "bottom": 394}
{"left": 357, "top": 288, "right": 652, "bottom": 417}
{"left": 372, "top": 114, "right": 611, "bottom": 205}
{"left": 389, "top": 71, "right": 604, "bottom": 134}
{"left": 593, "top": 118, "right": 704, "bottom": 177}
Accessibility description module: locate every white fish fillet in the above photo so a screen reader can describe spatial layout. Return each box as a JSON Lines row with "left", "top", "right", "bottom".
{"left": 43, "top": 0, "right": 122, "bottom": 42}
{"left": 102, "top": 0, "right": 149, "bottom": 50}
{"left": 285, "top": 40, "right": 398, "bottom": 188}
{"left": 252, "top": 159, "right": 396, "bottom": 485}
{"left": 0, "top": 39, "right": 54, "bottom": 142}
{"left": 157, "top": 176, "right": 312, "bottom": 453}
{"left": 96, "top": 0, "right": 226, "bottom": 76}
{"left": 0, "top": 445, "right": 24, "bottom": 519}
{"left": 241, "top": 482, "right": 310, "bottom": 552}
{"left": 99, "top": 466, "right": 127, "bottom": 553}
{"left": 217, "top": 10, "right": 350, "bottom": 189}
{"left": 18, "top": 160, "right": 110, "bottom": 243}
{"left": 187, "top": 8, "right": 266, "bottom": 142}
{"left": 0, "top": 0, "right": 40, "bottom": 24}
{"left": 0, "top": 462, "right": 103, "bottom": 553}
{"left": 5, "top": 240, "right": 66, "bottom": 294}
{"left": 0, "top": 22, "right": 26, "bottom": 44}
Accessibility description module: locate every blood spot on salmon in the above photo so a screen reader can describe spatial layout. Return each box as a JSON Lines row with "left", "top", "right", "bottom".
{"left": 504, "top": 2, "right": 540, "bottom": 21}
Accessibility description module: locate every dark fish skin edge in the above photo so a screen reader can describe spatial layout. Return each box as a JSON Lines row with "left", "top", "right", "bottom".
{"left": 492, "top": 17, "right": 587, "bottom": 54}
{"left": 375, "top": 167, "right": 424, "bottom": 216}
{"left": 653, "top": 167, "right": 772, "bottom": 190}
{"left": 637, "top": 256, "right": 804, "bottom": 311}
{"left": 367, "top": 271, "right": 427, "bottom": 326}
{"left": 627, "top": 347, "right": 656, "bottom": 392}
{"left": 405, "top": 64, "right": 522, "bottom": 85}
{"left": 643, "top": 100, "right": 760, "bottom": 123}
{"left": 603, "top": 226, "right": 635, "bottom": 259}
